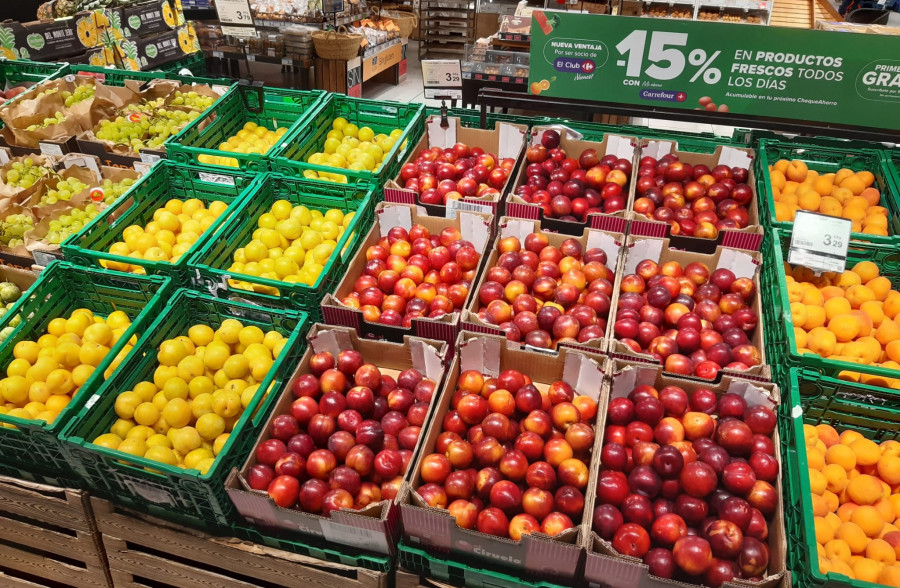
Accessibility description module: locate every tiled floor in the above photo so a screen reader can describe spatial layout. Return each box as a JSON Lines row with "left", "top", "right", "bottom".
{"left": 247, "top": 40, "right": 737, "bottom": 137}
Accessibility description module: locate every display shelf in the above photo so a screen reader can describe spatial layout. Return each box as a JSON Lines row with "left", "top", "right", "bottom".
{"left": 420, "top": 0, "right": 475, "bottom": 58}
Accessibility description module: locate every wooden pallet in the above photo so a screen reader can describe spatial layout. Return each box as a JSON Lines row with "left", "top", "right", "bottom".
{"left": 92, "top": 498, "right": 389, "bottom": 588}
{"left": 395, "top": 569, "right": 455, "bottom": 588}
{"left": 0, "top": 475, "right": 111, "bottom": 588}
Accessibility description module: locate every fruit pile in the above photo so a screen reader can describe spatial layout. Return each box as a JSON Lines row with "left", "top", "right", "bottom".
{"left": 633, "top": 154, "right": 754, "bottom": 240}
{"left": 61, "top": 85, "right": 95, "bottom": 107}
{"left": 595, "top": 383, "right": 778, "bottom": 586}
{"left": 416, "top": 369, "right": 598, "bottom": 541}
{"left": 198, "top": 122, "right": 289, "bottom": 168}
{"left": 228, "top": 202, "right": 353, "bottom": 294}
{"left": 787, "top": 260, "right": 900, "bottom": 386}
{"left": 95, "top": 109, "right": 201, "bottom": 153}
{"left": 45, "top": 206, "right": 101, "bottom": 245}
{"left": 340, "top": 224, "right": 480, "bottom": 327}
{"left": 805, "top": 424, "right": 900, "bottom": 585}
{"left": 613, "top": 259, "right": 761, "bottom": 379}
{"left": 39, "top": 178, "right": 88, "bottom": 206}
{"left": 249, "top": 350, "right": 436, "bottom": 514}
{"left": 3, "top": 158, "right": 56, "bottom": 189}
{"left": 475, "top": 232, "right": 614, "bottom": 348}
{"left": 168, "top": 91, "right": 216, "bottom": 111}
{"left": 302, "top": 118, "right": 405, "bottom": 183}
{"left": 0, "top": 308, "right": 134, "bottom": 425}
{"left": 102, "top": 198, "right": 228, "bottom": 272}
{"left": 94, "top": 177, "right": 137, "bottom": 206}
{"left": 25, "top": 112, "right": 67, "bottom": 132}
{"left": 0, "top": 283, "right": 25, "bottom": 344}
{"left": 93, "top": 319, "right": 287, "bottom": 473}
{"left": 768, "top": 159, "right": 885, "bottom": 235}
{"left": 398, "top": 143, "right": 514, "bottom": 205}
{"left": 513, "top": 129, "right": 633, "bottom": 222}
{"left": 0, "top": 213, "right": 34, "bottom": 247}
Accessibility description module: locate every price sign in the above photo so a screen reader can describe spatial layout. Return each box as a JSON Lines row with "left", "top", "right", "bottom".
{"left": 422, "top": 59, "right": 463, "bottom": 99}
{"left": 215, "top": 0, "right": 252, "bottom": 24}
{"left": 221, "top": 25, "right": 258, "bottom": 38}
{"left": 787, "top": 211, "right": 852, "bottom": 274}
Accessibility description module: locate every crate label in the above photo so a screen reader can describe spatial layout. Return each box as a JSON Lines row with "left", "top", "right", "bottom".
{"left": 199, "top": 172, "right": 236, "bottom": 186}
{"left": 282, "top": 57, "right": 293, "bottom": 66}
{"left": 788, "top": 211, "right": 851, "bottom": 275}
{"left": 122, "top": 479, "right": 176, "bottom": 505}
{"left": 321, "top": 521, "right": 390, "bottom": 552}
{"left": 39, "top": 142, "right": 64, "bottom": 157}
{"left": 140, "top": 152, "right": 161, "bottom": 164}
{"left": 246, "top": 54, "right": 256, "bottom": 62}
{"left": 446, "top": 199, "right": 492, "bottom": 220}
{"left": 213, "top": 50, "right": 224, "bottom": 58}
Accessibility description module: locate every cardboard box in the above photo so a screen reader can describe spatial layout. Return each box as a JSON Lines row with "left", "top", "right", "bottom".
{"left": 321, "top": 202, "right": 494, "bottom": 347}
{"left": 0, "top": 13, "right": 99, "bottom": 61}
{"left": 461, "top": 216, "right": 625, "bottom": 355}
{"left": 115, "top": 26, "right": 193, "bottom": 71}
{"left": 226, "top": 324, "right": 449, "bottom": 557}
{"left": 583, "top": 358, "right": 786, "bottom": 588}
{"left": 630, "top": 141, "right": 763, "bottom": 253}
{"left": 383, "top": 116, "right": 528, "bottom": 219}
{"left": 607, "top": 235, "right": 770, "bottom": 383}
{"left": 399, "top": 332, "right": 608, "bottom": 582}
{"left": 504, "top": 125, "right": 638, "bottom": 236}
{"left": 618, "top": 0, "right": 644, "bottom": 16}
{"left": 114, "top": 0, "right": 183, "bottom": 38}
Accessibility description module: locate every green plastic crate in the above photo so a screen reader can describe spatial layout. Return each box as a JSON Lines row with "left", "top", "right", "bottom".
{"left": 885, "top": 150, "right": 900, "bottom": 205}
{"left": 760, "top": 228, "right": 900, "bottom": 386}
{"left": 166, "top": 83, "right": 325, "bottom": 172}
{"left": 270, "top": 93, "right": 425, "bottom": 186}
{"left": 61, "top": 161, "right": 258, "bottom": 284}
{"left": 68, "top": 63, "right": 230, "bottom": 88}
{"left": 236, "top": 526, "right": 393, "bottom": 573}
{"left": 60, "top": 288, "right": 309, "bottom": 529}
{"left": 0, "top": 261, "right": 171, "bottom": 484}
{"left": 160, "top": 52, "right": 208, "bottom": 76}
{"left": 782, "top": 367, "right": 900, "bottom": 588}
{"left": 0, "top": 59, "right": 69, "bottom": 106}
{"left": 756, "top": 139, "right": 900, "bottom": 246}
{"left": 187, "top": 173, "right": 375, "bottom": 320}
{"left": 398, "top": 543, "right": 567, "bottom": 588}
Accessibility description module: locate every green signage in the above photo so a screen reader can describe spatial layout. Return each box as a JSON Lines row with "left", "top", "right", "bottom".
{"left": 528, "top": 12, "right": 900, "bottom": 131}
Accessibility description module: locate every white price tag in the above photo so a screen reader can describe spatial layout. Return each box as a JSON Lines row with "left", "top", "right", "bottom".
{"left": 246, "top": 54, "right": 256, "bottom": 62}
{"left": 215, "top": 0, "right": 253, "bottom": 24}
{"left": 199, "top": 172, "right": 236, "bottom": 186}
{"left": 281, "top": 57, "right": 293, "bottom": 66}
{"left": 787, "top": 211, "right": 852, "bottom": 274}
{"left": 422, "top": 59, "right": 462, "bottom": 88}
{"left": 63, "top": 156, "right": 99, "bottom": 174}
{"left": 140, "top": 152, "right": 161, "bottom": 164}
{"left": 425, "top": 88, "right": 462, "bottom": 100}
{"left": 321, "top": 521, "right": 390, "bottom": 553}
{"left": 221, "top": 25, "right": 259, "bottom": 38}
{"left": 133, "top": 162, "right": 153, "bottom": 174}
{"left": 39, "top": 142, "right": 64, "bottom": 157}
{"left": 212, "top": 50, "right": 224, "bottom": 58}
{"left": 446, "top": 198, "right": 492, "bottom": 219}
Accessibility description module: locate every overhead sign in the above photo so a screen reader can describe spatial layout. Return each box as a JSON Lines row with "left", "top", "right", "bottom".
{"left": 528, "top": 12, "right": 900, "bottom": 131}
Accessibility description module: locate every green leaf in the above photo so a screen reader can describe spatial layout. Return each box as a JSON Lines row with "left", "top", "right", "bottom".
{"left": 0, "top": 26, "right": 15, "bottom": 49}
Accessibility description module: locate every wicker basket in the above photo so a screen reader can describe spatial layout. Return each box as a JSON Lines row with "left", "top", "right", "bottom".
{"left": 382, "top": 10, "right": 417, "bottom": 38}
{"left": 312, "top": 26, "right": 363, "bottom": 60}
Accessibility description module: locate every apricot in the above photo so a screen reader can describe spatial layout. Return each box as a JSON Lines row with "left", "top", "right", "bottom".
{"left": 786, "top": 159, "right": 810, "bottom": 182}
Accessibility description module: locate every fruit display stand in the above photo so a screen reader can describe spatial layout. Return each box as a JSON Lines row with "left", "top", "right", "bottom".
{"left": 382, "top": 115, "right": 528, "bottom": 218}
{"left": 61, "top": 161, "right": 259, "bottom": 285}
{"left": 187, "top": 173, "right": 376, "bottom": 321}
{"left": 461, "top": 216, "right": 624, "bottom": 354}
{"left": 315, "top": 38, "right": 409, "bottom": 98}
{"left": 0, "top": 261, "right": 172, "bottom": 486}
{"left": 59, "top": 289, "right": 310, "bottom": 530}
{"left": 397, "top": 542, "right": 568, "bottom": 588}
{"left": 225, "top": 324, "right": 449, "bottom": 557}
{"left": 0, "top": 59, "right": 70, "bottom": 106}
{"left": 165, "top": 83, "right": 326, "bottom": 172}
{"left": 781, "top": 367, "right": 900, "bottom": 588}
{"left": 631, "top": 140, "right": 762, "bottom": 252}
{"left": 270, "top": 93, "right": 425, "bottom": 188}
{"left": 759, "top": 228, "right": 900, "bottom": 387}
{"left": 504, "top": 125, "right": 638, "bottom": 235}
{"left": 91, "top": 496, "right": 389, "bottom": 588}
{"left": 321, "top": 202, "right": 493, "bottom": 346}
{"left": 608, "top": 234, "right": 768, "bottom": 382}
{"left": 0, "top": 474, "right": 111, "bottom": 588}
{"left": 584, "top": 359, "right": 786, "bottom": 588}
{"left": 756, "top": 140, "right": 900, "bottom": 247}
{"left": 399, "top": 332, "right": 607, "bottom": 583}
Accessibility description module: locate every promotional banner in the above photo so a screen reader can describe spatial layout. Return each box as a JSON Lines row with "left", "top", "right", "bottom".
{"left": 528, "top": 12, "right": 900, "bottom": 131}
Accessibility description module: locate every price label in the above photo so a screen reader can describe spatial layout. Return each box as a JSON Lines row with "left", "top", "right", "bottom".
{"left": 133, "top": 161, "right": 152, "bottom": 174}
{"left": 140, "top": 152, "right": 161, "bottom": 164}
{"left": 199, "top": 172, "right": 236, "bottom": 186}
{"left": 246, "top": 54, "right": 256, "bottom": 62}
{"left": 446, "top": 198, "right": 492, "bottom": 219}
{"left": 39, "top": 142, "right": 64, "bottom": 157}
{"left": 787, "top": 211, "right": 852, "bottom": 274}
{"left": 281, "top": 57, "right": 293, "bottom": 66}
{"left": 424, "top": 88, "right": 462, "bottom": 100}
{"left": 212, "top": 50, "right": 224, "bottom": 58}
{"left": 215, "top": 0, "right": 252, "bottom": 24}
{"left": 221, "top": 25, "right": 259, "bottom": 38}
{"left": 422, "top": 59, "right": 462, "bottom": 87}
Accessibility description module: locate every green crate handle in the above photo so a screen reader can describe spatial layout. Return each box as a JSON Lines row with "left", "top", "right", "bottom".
{"left": 239, "top": 81, "right": 265, "bottom": 115}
